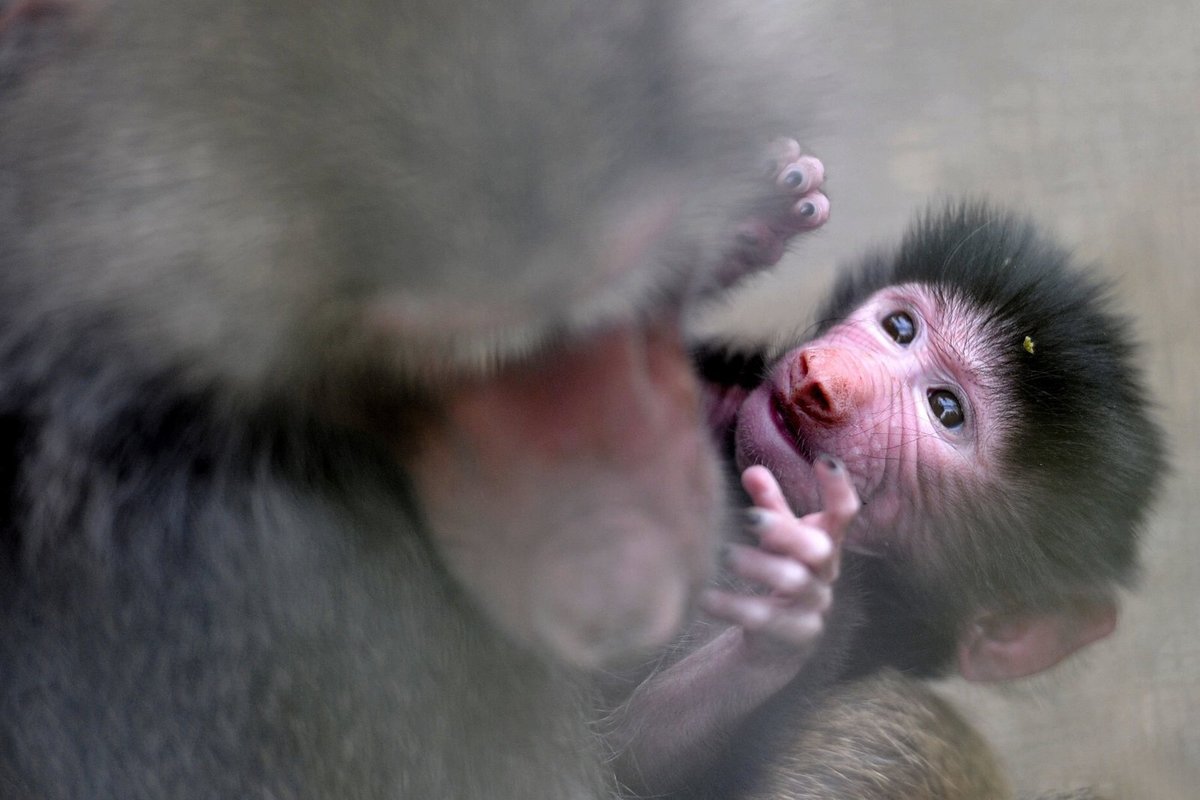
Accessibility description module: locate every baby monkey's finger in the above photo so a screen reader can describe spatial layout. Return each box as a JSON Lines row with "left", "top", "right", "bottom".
{"left": 725, "top": 543, "right": 816, "bottom": 595}
{"left": 699, "top": 589, "right": 773, "bottom": 630}
{"left": 807, "top": 454, "right": 860, "bottom": 545}
{"left": 757, "top": 608, "right": 826, "bottom": 649}
{"left": 744, "top": 509, "right": 835, "bottom": 570}
{"left": 741, "top": 465, "right": 794, "bottom": 517}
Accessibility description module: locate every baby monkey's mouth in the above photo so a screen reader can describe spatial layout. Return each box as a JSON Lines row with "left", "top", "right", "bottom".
{"left": 770, "top": 390, "right": 816, "bottom": 465}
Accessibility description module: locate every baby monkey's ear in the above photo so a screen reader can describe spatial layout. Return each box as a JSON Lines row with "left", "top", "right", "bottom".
{"left": 957, "top": 594, "right": 1118, "bottom": 681}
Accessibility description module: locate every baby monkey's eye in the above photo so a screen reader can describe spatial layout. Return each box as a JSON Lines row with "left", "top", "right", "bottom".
{"left": 928, "top": 389, "right": 965, "bottom": 429}
{"left": 882, "top": 311, "right": 916, "bottom": 344}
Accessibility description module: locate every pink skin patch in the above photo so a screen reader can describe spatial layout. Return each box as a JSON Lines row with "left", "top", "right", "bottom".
{"left": 411, "top": 320, "right": 724, "bottom": 668}
{"left": 733, "top": 284, "right": 1003, "bottom": 554}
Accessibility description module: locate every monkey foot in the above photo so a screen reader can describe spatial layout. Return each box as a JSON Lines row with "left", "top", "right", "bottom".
{"left": 722, "top": 139, "right": 829, "bottom": 285}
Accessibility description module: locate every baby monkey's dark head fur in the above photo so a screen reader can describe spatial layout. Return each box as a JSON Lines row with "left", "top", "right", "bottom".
{"left": 823, "top": 203, "right": 1165, "bottom": 646}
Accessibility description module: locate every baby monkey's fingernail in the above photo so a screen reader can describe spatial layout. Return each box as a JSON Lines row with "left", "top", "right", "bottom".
{"left": 817, "top": 453, "right": 842, "bottom": 473}
{"left": 743, "top": 508, "right": 769, "bottom": 531}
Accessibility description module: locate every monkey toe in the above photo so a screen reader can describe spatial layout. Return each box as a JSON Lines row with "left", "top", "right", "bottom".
{"left": 776, "top": 155, "right": 826, "bottom": 196}
{"left": 789, "top": 190, "right": 830, "bottom": 229}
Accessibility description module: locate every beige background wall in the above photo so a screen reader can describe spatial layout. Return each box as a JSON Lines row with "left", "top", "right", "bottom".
{"left": 705, "top": 2, "right": 1200, "bottom": 797}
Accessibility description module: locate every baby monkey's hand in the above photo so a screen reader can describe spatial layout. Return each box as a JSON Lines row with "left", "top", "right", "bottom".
{"left": 701, "top": 458, "right": 859, "bottom": 656}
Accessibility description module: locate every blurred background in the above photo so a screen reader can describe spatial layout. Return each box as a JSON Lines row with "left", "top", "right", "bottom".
{"left": 700, "top": 2, "right": 1200, "bottom": 798}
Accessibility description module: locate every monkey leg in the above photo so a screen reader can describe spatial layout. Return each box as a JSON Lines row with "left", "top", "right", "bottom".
{"left": 738, "top": 670, "right": 1013, "bottom": 800}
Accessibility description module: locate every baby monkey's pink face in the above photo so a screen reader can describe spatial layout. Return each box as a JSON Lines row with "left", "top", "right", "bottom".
{"left": 734, "top": 283, "right": 1008, "bottom": 555}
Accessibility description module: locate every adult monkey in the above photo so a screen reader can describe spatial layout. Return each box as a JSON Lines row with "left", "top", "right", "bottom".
{"left": 604, "top": 204, "right": 1166, "bottom": 799}
{"left": 0, "top": 1, "right": 831, "bottom": 797}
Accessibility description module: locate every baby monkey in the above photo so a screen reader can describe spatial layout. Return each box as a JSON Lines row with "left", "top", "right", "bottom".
{"left": 605, "top": 203, "right": 1165, "bottom": 799}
